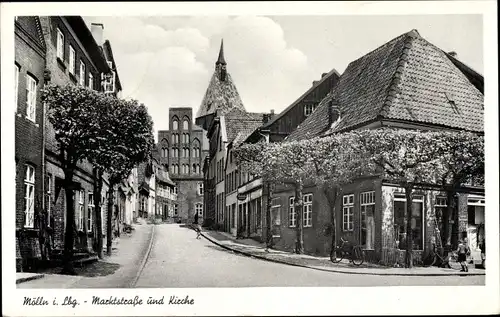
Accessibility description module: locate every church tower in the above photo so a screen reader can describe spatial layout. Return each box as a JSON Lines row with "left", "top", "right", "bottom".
{"left": 195, "top": 40, "right": 246, "bottom": 130}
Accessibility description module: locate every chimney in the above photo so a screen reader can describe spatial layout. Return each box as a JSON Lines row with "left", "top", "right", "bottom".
{"left": 262, "top": 114, "right": 270, "bottom": 124}
{"left": 448, "top": 51, "right": 458, "bottom": 58}
{"left": 91, "top": 23, "right": 104, "bottom": 46}
{"left": 312, "top": 80, "right": 319, "bottom": 86}
{"left": 321, "top": 73, "right": 328, "bottom": 78}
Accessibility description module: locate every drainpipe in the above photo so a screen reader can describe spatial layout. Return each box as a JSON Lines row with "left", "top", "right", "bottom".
{"left": 42, "top": 70, "right": 50, "bottom": 216}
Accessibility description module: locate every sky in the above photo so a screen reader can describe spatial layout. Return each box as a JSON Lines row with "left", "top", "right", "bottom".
{"left": 83, "top": 15, "right": 483, "bottom": 140}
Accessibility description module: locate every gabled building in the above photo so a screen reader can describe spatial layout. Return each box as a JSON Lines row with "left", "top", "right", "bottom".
{"left": 36, "top": 16, "right": 112, "bottom": 263}
{"left": 277, "top": 29, "right": 484, "bottom": 265}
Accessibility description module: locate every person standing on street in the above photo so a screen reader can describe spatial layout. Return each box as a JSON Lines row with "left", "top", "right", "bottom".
{"left": 456, "top": 239, "right": 469, "bottom": 272}
{"left": 194, "top": 211, "right": 201, "bottom": 239}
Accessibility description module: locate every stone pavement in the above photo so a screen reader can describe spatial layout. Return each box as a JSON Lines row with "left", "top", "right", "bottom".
{"left": 17, "top": 218, "right": 154, "bottom": 288}
{"left": 200, "top": 229, "right": 486, "bottom": 277}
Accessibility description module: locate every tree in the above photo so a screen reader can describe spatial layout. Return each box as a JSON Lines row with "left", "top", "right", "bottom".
{"left": 88, "top": 98, "right": 154, "bottom": 256}
{"left": 433, "top": 131, "right": 484, "bottom": 249}
{"left": 41, "top": 84, "right": 103, "bottom": 274}
{"left": 356, "top": 128, "right": 445, "bottom": 268}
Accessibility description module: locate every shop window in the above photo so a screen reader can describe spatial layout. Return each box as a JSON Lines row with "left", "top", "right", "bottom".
{"left": 393, "top": 193, "right": 424, "bottom": 250}
{"left": 360, "top": 191, "right": 375, "bottom": 249}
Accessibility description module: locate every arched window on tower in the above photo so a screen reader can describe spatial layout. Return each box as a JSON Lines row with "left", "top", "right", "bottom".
{"left": 183, "top": 119, "right": 189, "bottom": 130}
{"left": 172, "top": 120, "right": 178, "bottom": 130}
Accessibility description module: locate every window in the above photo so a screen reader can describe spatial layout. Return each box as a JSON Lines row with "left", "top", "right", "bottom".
{"left": 303, "top": 194, "right": 313, "bottom": 227}
{"left": 88, "top": 193, "right": 94, "bottom": 232}
{"left": 304, "top": 104, "right": 316, "bottom": 117}
{"left": 24, "top": 165, "right": 35, "bottom": 228}
{"left": 172, "top": 120, "right": 178, "bottom": 130}
{"left": 196, "top": 203, "right": 203, "bottom": 217}
{"left": 360, "top": 191, "right": 375, "bottom": 250}
{"left": 174, "top": 204, "right": 178, "bottom": 215}
{"left": 342, "top": 194, "right": 354, "bottom": 231}
{"left": 198, "top": 182, "right": 204, "bottom": 196}
{"left": 79, "top": 60, "right": 86, "bottom": 86}
{"left": 434, "top": 197, "right": 447, "bottom": 238}
{"left": 69, "top": 45, "right": 75, "bottom": 74}
{"left": 45, "top": 175, "right": 52, "bottom": 227}
{"left": 88, "top": 73, "right": 93, "bottom": 90}
{"left": 173, "top": 187, "right": 178, "bottom": 195}
{"left": 393, "top": 193, "right": 424, "bottom": 250}
{"left": 26, "top": 75, "right": 37, "bottom": 122}
{"left": 78, "top": 189, "right": 85, "bottom": 231}
{"left": 56, "top": 28, "right": 64, "bottom": 60}
{"left": 183, "top": 120, "right": 189, "bottom": 130}
{"left": 103, "top": 71, "right": 115, "bottom": 93}
{"left": 289, "top": 197, "right": 296, "bottom": 227}
{"left": 15, "top": 64, "right": 19, "bottom": 107}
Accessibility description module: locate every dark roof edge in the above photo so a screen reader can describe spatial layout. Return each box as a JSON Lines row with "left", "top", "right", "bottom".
{"left": 262, "top": 67, "right": 341, "bottom": 128}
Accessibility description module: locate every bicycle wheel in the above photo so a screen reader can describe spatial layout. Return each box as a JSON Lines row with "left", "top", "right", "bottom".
{"left": 423, "top": 254, "right": 437, "bottom": 268}
{"left": 351, "top": 246, "right": 365, "bottom": 266}
{"left": 330, "top": 247, "right": 343, "bottom": 263}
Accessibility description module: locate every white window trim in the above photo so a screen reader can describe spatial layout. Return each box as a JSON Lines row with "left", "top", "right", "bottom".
{"left": 342, "top": 194, "right": 354, "bottom": 231}
{"left": 24, "top": 165, "right": 35, "bottom": 228}
{"left": 88, "top": 192, "right": 94, "bottom": 232}
{"left": 56, "top": 28, "right": 64, "bottom": 60}
{"left": 46, "top": 175, "right": 52, "bottom": 226}
{"left": 78, "top": 189, "right": 85, "bottom": 231}
{"left": 26, "top": 74, "right": 37, "bottom": 122}
{"left": 15, "top": 64, "right": 19, "bottom": 108}
{"left": 79, "top": 60, "right": 86, "bottom": 86}
{"left": 393, "top": 193, "right": 425, "bottom": 250}
{"left": 88, "top": 73, "right": 93, "bottom": 90}
{"left": 69, "top": 45, "right": 75, "bottom": 74}
{"left": 303, "top": 193, "right": 313, "bottom": 227}
{"left": 360, "top": 191, "right": 375, "bottom": 249}
{"left": 289, "top": 197, "right": 296, "bottom": 227}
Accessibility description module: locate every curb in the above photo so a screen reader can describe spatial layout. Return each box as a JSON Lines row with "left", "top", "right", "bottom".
{"left": 129, "top": 224, "right": 156, "bottom": 288}
{"left": 16, "top": 274, "right": 45, "bottom": 284}
{"left": 200, "top": 231, "right": 485, "bottom": 277}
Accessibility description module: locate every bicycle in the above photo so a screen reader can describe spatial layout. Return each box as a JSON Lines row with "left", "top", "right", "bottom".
{"left": 330, "top": 237, "right": 365, "bottom": 266}
{"left": 423, "top": 244, "right": 467, "bottom": 271}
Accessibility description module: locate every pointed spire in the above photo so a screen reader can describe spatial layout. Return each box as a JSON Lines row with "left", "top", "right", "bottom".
{"left": 216, "top": 39, "right": 226, "bottom": 66}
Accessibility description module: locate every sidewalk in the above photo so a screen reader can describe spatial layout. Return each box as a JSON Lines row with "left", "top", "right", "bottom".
{"left": 17, "top": 218, "right": 154, "bottom": 288}
{"left": 16, "top": 272, "right": 45, "bottom": 284}
{"left": 200, "top": 229, "right": 485, "bottom": 277}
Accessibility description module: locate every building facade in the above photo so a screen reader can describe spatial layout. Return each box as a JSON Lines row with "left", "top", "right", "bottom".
{"left": 14, "top": 16, "right": 47, "bottom": 270}
{"left": 157, "top": 107, "right": 207, "bottom": 223}
{"left": 277, "top": 29, "right": 485, "bottom": 265}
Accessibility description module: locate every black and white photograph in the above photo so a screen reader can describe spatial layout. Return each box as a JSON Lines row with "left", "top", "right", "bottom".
{"left": 2, "top": 1, "right": 499, "bottom": 316}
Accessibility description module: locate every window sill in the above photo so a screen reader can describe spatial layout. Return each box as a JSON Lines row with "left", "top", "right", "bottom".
{"left": 25, "top": 116, "right": 39, "bottom": 127}
{"left": 56, "top": 57, "right": 66, "bottom": 70}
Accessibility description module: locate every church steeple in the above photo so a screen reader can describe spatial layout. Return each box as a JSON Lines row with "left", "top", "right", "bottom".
{"left": 215, "top": 39, "right": 226, "bottom": 66}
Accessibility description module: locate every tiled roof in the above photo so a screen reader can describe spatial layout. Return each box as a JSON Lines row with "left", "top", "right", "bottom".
{"left": 288, "top": 29, "right": 484, "bottom": 140}
{"left": 224, "top": 108, "right": 264, "bottom": 144}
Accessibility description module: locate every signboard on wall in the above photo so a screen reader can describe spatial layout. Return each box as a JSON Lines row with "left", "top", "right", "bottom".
{"left": 237, "top": 193, "right": 247, "bottom": 201}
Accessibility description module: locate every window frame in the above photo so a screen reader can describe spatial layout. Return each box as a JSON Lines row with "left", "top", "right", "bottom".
{"left": 289, "top": 197, "right": 296, "bottom": 227}
{"left": 56, "top": 28, "right": 64, "bottom": 60}
{"left": 88, "top": 73, "right": 93, "bottom": 90}
{"left": 15, "top": 64, "right": 20, "bottom": 107}
{"left": 24, "top": 165, "right": 35, "bottom": 228}
{"left": 303, "top": 193, "right": 313, "bottom": 228}
{"left": 87, "top": 192, "right": 94, "bottom": 232}
{"left": 360, "top": 191, "right": 375, "bottom": 250}
{"left": 172, "top": 120, "right": 178, "bottom": 130}
{"left": 198, "top": 182, "right": 204, "bottom": 196}
{"left": 78, "top": 189, "right": 85, "bottom": 231}
{"left": 195, "top": 203, "right": 203, "bottom": 217}
{"left": 25, "top": 74, "right": 37, "bottom": 122}
{"left": 79, "top": 60, "right": 86, "bottom": 86}
{"left": 45, "top": 174, "right": 52, "bottom": 227}
{"left": 69, "top": 45, "right": 76, "bottom": 74}
{"left": 393, "top": 193, "right": 425, "bottom": 250}
{"left": 342, "top": 194, "right": 354, "bottom": 231}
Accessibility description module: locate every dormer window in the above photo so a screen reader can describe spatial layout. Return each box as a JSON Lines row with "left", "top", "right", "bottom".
{"left": 304, "top": 104, "right": 316, "bottom": 117}
{"left": 445, "top": 91, "right": 460, "bottom": 114}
